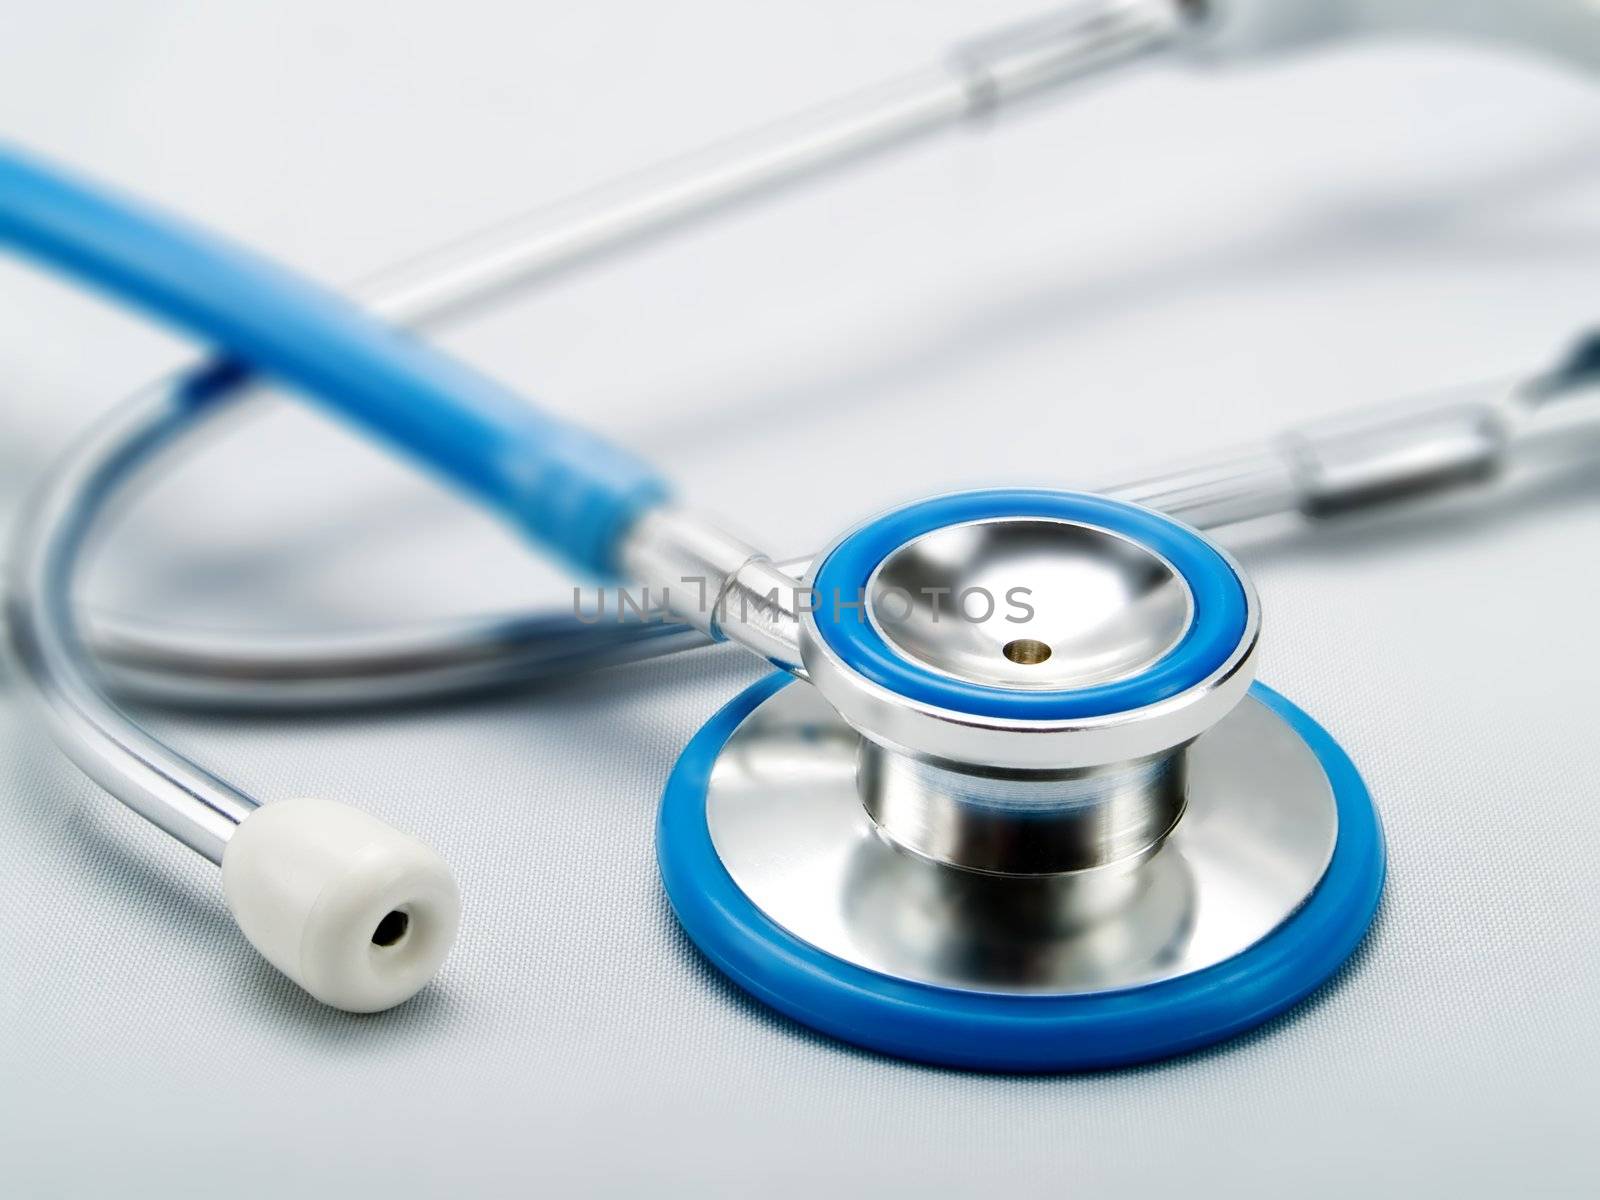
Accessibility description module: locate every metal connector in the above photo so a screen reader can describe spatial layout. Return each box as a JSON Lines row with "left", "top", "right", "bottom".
{"left": 618, "top": 508, "right": 805, "bottom": 672}
{"left": 1280, "top": 393, "right": 1515, "bottom": 517}
{"left": 950, "top": 0, "right": 1194, "bottom": 114}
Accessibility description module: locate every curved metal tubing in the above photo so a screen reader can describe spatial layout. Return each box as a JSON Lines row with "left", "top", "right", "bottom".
{"left": 5, "top": 0, "right": 1189, "bottom": 859}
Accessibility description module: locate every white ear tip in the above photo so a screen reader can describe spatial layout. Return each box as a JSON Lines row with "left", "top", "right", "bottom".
{"left": 221, "top": 797, "right": 461, "bottom": 1013}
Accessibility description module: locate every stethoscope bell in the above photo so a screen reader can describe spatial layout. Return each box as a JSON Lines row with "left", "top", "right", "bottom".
{"left": 659, "top": 490, "right": 1384, "bottom": 1071}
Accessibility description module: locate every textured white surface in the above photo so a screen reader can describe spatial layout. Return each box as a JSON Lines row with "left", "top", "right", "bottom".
{"left": 4, "top": 2, "right": 1600, "bottom": 1195}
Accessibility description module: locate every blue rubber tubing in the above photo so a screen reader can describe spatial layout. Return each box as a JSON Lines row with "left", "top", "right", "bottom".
{"left": 809, "top": 490, "right": 1250, "bottom": 720}
{"left": 0, "top": 143, "right": 666, "bottom": 576}
{"left": 658, "top": 673, "right": 1386, "bottom": 1072}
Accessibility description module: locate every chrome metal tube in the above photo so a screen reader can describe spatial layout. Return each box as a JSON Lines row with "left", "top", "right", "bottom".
{"left": 618, "top": 508, "right": 805, "bottom": 672}
{"left": 1101, "top": 449, "right": 1300, "bottom": 529}
{"left": 344, "top": 0, "right": 1192, "bottom": 331}
{"left": 1100, "top": 372, "right": 1580, "bottom": 527}
{"left": 1189, "top": 0, "right": 1600, "bottom": 78}
{"left": 53, "top": 359, "right": 1600, "bottom": 712}
{"left": 6, "top": 384, "right": 260, "bottom": 862}
{"left": 86, "top": 609, "right": 709, "bottom": 711}
{"left": 8, "top": 1, "right": 1190, "bottom": 856}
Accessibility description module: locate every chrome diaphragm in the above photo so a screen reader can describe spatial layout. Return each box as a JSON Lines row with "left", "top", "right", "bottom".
{"left": 660, "top": 490, "right": 1383, "bottom": 1068}
{"left": 699, "top": 491, "right": 1338, "bottom": 994}
{"left": 702, "top": 680, "right": 1337, "bottom": 993}
{"left": 797, "top": 494, "right": 1259, "bottom": 875}
{"left": 839, "top": 515, "right": 1210, "bottom": 876}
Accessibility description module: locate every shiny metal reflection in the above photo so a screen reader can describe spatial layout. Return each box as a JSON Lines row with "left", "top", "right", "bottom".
{"left": 865, "top": 518, "right": 1194, "bottom": 690}
{"left": 705, "top": 682, "right": 1337, "bottom": 995}
{"left": 857, "top": 739, "right": 1187, "bottom": 875}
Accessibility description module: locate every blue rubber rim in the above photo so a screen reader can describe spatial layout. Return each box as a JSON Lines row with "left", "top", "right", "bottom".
{"left": 658, "top": 673, "right": 1386, "bottom": 1072}
{"left": 808, "top": 490, "right": 1250, "bottom": 720}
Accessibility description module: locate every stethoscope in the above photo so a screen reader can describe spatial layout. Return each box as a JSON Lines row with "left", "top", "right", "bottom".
{"left": 7, "top": 0, "right": 1600, "bottom": 1071}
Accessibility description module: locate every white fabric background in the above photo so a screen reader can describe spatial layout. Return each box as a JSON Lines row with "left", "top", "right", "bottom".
{"left": 3, "top": 2, "right": 1600, "bottom": 1195}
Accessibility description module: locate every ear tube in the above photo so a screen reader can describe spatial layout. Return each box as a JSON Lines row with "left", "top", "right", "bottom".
{"left": 0, "top": 144, "right": 633, "bottom": 1013}
{"left": 1188, "top": 0, "right": 1600, "bottom": 76}
{"left": 221, "top": 798, "right": 461, "bottom": 1013}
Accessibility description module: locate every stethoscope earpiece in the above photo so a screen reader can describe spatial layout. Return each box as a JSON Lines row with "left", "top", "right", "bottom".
{"left": 222, "top": 798, "right": 461, "bottom": 1013}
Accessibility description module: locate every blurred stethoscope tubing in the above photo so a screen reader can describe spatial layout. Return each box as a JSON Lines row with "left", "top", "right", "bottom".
{"left": 5, "top": 0, "right": 1600, "bottom": 1070}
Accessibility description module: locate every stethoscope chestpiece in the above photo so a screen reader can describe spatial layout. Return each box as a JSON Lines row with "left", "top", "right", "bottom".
{"left": 659, "top": 489, "right": 1385, "bottom": 1071}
